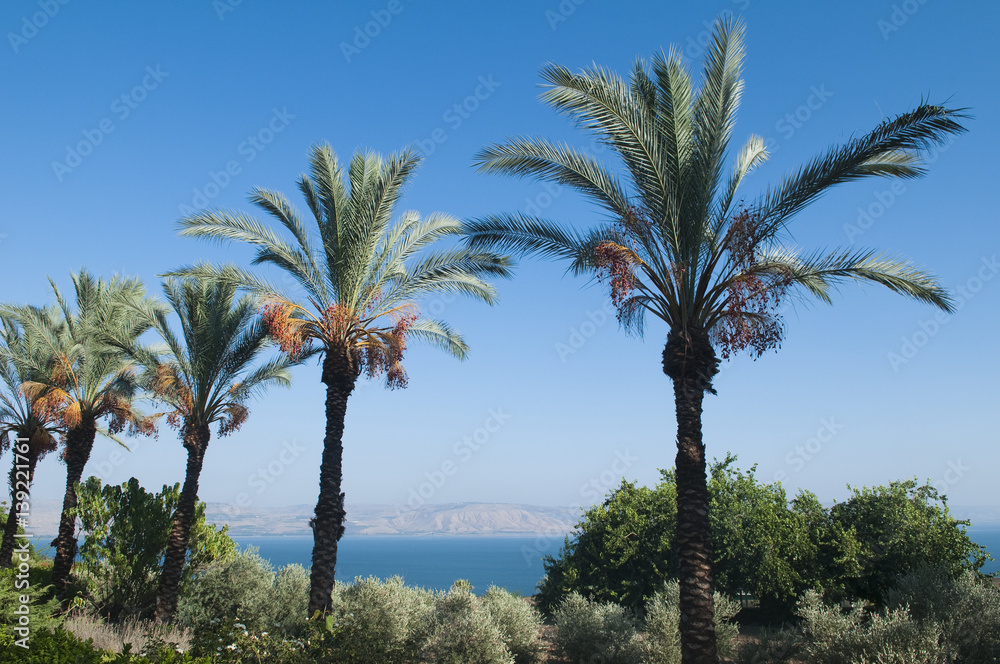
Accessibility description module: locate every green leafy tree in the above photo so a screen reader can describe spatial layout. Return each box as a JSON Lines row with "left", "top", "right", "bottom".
{"left": 0, "top": 312, "right": 63, "bottom": 567}
{"left": 114, "top": 277, "right": 292, "bottom": 623}
{"left": 170, "top": 144, "right": 511, "bottom": 615}
{"left": 72, "top": 476, "right": 235, "bottom": 621}
{"left": 538, "top": 457, "right": 811, "bottom": 616}
{"left": 828, "top": 480, "right": 990, "bottom": 604}
{"left": 1, "top": 271, "right": 158, "bottom": 596}
{"left": 464, "top": 16, "right": 964, "bottom": 662}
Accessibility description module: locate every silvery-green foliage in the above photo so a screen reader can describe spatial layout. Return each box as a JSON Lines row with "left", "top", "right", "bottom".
{"left": 480, "top": 586, "right": 545, "bottom": 664}
{"left": 553, "top": 592, "right": 643, "bottom": 664}
{"left": 641, "top": 580, "right": 741, "bottom": 663}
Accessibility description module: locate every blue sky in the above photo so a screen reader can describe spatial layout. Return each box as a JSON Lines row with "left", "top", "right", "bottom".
{"left": 2, "top": 1, "right": 998, "bottom": 515}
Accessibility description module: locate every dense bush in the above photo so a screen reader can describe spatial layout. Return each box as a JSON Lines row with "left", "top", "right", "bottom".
{"left": 885, "top": 566, "right": 1000, "bottom": 663}
{"left": 326, "top": 575, "right": 436, "bottom": 663}
{"left": 73, "top": 476, "right": 235, "bottom": 621}
{"left": 480, "top": 586, "right": 545, "bottom": 664}
{"left": 641, "top": 580, "right": 740, "bottom": 664}
{"left": 538, "top": 455, "right": 990, "bottom": 617}
{"left": 552, "top": 592, "right": 643, "bottom": 664}
{"left": 422, "top": 582, "right": 514, "bottom": 664}
{"left": 178, "top": 547, "right": 308, "bottom": 643}
{"left": 0, "top": 564, "right": 63, "bottom": 644}
{"left": 796, "top": 590, "right": 945, "bottom": 664}
{"left": 0, "top": 626, "right": 211, "bottom": 664}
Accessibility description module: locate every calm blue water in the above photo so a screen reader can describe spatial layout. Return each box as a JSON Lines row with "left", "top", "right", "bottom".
{"left": 232, "top": 535, "right": 555, "bottom": 596}
{"left": 970, "top": 528, "right": 1000, "bottom": 575}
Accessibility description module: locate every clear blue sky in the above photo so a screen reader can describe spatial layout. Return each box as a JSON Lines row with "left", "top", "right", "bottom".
{"left": 2, "top": 1, "right": 997, "bottom": 514}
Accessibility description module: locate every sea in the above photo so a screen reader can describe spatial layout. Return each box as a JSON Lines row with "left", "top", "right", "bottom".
{"left": 27, "top": 528, "right": 1000, "bottom": 595}
{"left": 231, "top": 535, "right": 558, "bottom": 596}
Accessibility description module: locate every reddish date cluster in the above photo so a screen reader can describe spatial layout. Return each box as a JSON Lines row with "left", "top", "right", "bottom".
{"left": 715, "top": 206, "right": 791, "bottom": 360}
{"left": 594, "top": 241, "right": 637, "bottom": 308}
{"left": 261, "top": 296, "right": 420, "bottom": 389}
{"left": 260, "top": 300, "right": 310, "bottom": 360}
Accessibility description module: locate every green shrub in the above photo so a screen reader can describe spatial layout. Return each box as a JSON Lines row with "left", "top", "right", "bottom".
{"left": 326, "top": 575, "right": 436, "bottom": 663}
{"left": 271, "top": 564, "right": 310, "bottom": 635}
{"left": 885, "top": 566, "right": 1000, "bottom": 663}
{"left": 641, "top": 580, "right": 740, "bottom": 663}
{"left": 796, "top": 590, "right": 946, "bottom": 664}
{"left": 553, "top": 592, "right": 643, "bottom": 664}
{"left": 421, "top": 582, "right": 513, "bottom": 664}
{"left": 480, "top": 586, "right": 544, "bottom": 664}
{"left": 0, "top": 565, "right": 63, "bottom": 643}
{"left": 0, "top": 626, "right": 212, "bottom": 663}
{"left": 73, "top": 476, "right": 235, "bottom": 621}
{"left": 177, "top": 547, "right": 305, "bottom": 642}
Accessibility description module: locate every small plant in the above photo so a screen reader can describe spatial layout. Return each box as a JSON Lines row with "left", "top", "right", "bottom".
{"left": 553, "top": 592, "right": 643, "bottom": 664}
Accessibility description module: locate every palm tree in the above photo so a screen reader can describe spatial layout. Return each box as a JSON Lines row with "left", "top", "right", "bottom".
{"left": 0, "top": 312, "right": 63, "bottom": 567}
{"left": 2, "top": 271, "right": 157, "bottom": 596}
{"left": 170, "top": 143, "right": 512, "bottom": 615}
{"left": 463, "top": 17, "right": 965, "bottom": 663}
{"left": 117, "top": 277, "right": 292, "bottom": 623}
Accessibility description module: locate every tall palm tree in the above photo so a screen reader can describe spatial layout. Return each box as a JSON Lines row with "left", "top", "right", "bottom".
{"left": 3, "top": 271, "right": 157, "bottom": 596}
{"left": 117, "top": 277, "right": 292, "bottom": 623}
{"left": 463, "top": 17, "right": 965, "bottom": 663}
{"left": 170, "top": 143, "right": 512, "bottom": 615}
{"left": 0, "top": 313, "right": 63, "bottom": 567}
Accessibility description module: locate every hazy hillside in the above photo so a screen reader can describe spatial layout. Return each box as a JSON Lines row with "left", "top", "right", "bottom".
{"left": 19, "top": 499, "right": 1000, "bottom": 538}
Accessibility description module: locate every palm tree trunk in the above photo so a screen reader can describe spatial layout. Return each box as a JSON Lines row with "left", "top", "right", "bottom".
{"left": 154, "top": 423, "right": 210, "bottom": 623}
{"left": 663, "top": 328, "right": 720, "bottom": 664}
{"left": 308, "top": 350, "right": 357, "bottom": 616}
{"left": 0, "top": 445, "right": 40, "bottom": 568}
{"left": 52, "top": 418, "right": 97, "bottom": 597}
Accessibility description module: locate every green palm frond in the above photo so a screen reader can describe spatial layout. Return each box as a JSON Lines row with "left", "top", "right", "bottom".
{"left": 173, "top": 143, "right": 510, "bottom": 385}
{"left": 753, "top": 103, "right": 968, "bottom": 239}
{"left": 757, "top": 247, "right": 954, "bottom": 311}
{"left": 474, "top": 137, "right": 631, "bottom": 214}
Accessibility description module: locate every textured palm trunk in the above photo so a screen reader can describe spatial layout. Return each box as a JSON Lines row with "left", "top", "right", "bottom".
{"left": 663, "top": 327, "right": 720, "bottom": 664}
{"left": 308, "top": 350, "right": 358, "bottom": 616}
{"left": 0, "top": 446, "right": 40, "bottom": 568}
{"left": 52, "top": 418, "right": 97, "bottom": 597}
{"left": 154, "top": 423, "right": 210, "bottom": 623}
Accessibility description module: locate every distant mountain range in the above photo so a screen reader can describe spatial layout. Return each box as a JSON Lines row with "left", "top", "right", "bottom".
{"left": 21, "top": 500, "right": 583, "bottom": 537}
{"left": 19, "top": 500, "right": 1000, "bottom": 538}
